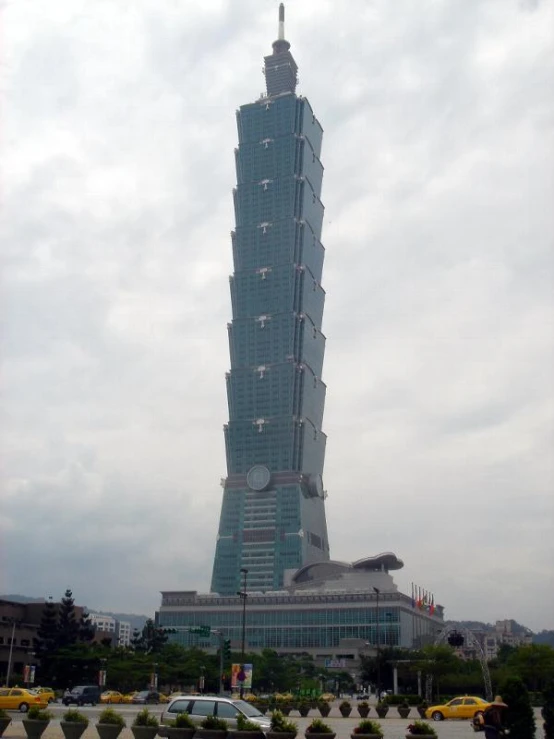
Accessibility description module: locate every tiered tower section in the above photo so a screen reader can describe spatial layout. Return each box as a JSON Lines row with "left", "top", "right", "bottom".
{"left": 211, "top": 5, "right": 330, "bottom": 595}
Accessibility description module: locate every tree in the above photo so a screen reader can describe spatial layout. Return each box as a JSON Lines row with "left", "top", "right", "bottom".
{"left": 34, "top": 598, "right": 58, "bottom": 684}
{"left": 507, "top": 644, "right": 554, "bottom": 691}
{"left": 132, "top": 619, "right": 169, "bottom": 654}
{"left": 543, "top": 678, "right": 554, "bottom": 739}
{"left": 58, "top": 589, "right": 80, "bottom": 648}
{"left": 500, "top": 675, "right": 536, "bottom": 739}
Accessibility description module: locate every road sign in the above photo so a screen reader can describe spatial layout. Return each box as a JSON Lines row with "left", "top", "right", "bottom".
{"left": 190, "top": 625, "right": 211, "bottom": 636}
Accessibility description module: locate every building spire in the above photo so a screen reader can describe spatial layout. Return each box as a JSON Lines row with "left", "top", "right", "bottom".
{"left": 278, "top": 3, "right": 285, "bottom": 41}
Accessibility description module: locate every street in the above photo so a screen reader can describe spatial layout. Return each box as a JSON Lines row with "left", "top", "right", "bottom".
{"left": 2, "top": 703, "right": 546, "bottom": 739}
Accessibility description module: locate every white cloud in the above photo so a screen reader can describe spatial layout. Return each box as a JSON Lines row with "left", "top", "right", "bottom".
{"left": 1, "top": 0, "right": 553, "bottom": 631}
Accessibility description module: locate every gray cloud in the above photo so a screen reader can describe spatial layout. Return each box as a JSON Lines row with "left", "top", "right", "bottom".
{"left": 1, "top": 0, "right": 553, "bottom": 630}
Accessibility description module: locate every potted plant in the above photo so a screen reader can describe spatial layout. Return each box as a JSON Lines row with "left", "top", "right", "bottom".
{"left": 416, "top": 701, "right": 428, "bottom": 719}
{"left": 356, "top": 702, "right": 370, "bottom": 718}
{"left": 304, "top": 718, "right": 335, "bottom": 739}
{"left": 97, "top": 706, "right": 127, "bottom": 739}
{"left": 166, "top": 711, "right": 196, "bottom": 739}
{"left": 397, "top": 702, "right": 411, "bottom": 719}
{"left": 132, "top": 708, "right": 159, "bottom": 739}
{"left": 195, "top": 715, "right": 228, "bottom": 739}
{"left": 339, "top": 700, "right": 352, "bottom": 718}
{"left": 405, "top": 720, "right": 437, "bottom": 738}
{"left": 61, "top": 708, "right": 90, "bottom": 739}
{"left": 316, "top": 702, "right": 330, "bottom": 718}
{"left": 23, "top": 706, "right": 53, "bottom": 739}
{"left": 266, "top": 710, "right": 298, "bottom": 739}
{"left": 298, "top": 702, "right": 310, "bottom": 717}
{"left": 350, "top": 718, "right": 383, "bottom": 739}
{"left": 375, "top": 703, "right": 388, "bottom": 719}
{"left": 0, "top": 709, "right": 12, "bottom": 738}
{"left": 229, "top": 713, "right": 265, "bottom": 739}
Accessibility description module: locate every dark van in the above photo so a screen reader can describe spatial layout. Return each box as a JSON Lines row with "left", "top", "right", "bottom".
{"left": 62, "top": 685, "right": 101, "bottom": 706}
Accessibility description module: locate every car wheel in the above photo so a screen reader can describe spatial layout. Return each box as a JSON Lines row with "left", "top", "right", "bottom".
{"left": 432, "top": 711, "right": 444, "bottom": 721}
{"left": 19, "top": 703, "right": 29, "bottom": 713}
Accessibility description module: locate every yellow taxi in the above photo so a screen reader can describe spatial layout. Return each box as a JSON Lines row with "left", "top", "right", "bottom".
{"left": 34, "top": 687, "right": 56, "bottom": 704}
{"left": 425, "top": 696, "right": 491, "bottom": 721}
{"left": 0, "top": 687, "right": 48, "bottom": 712}
{"left": 100, "top": 691, "right": 124, "bottom": 704}
{"left": 122, "top": 692, "right": 138, "bottom": 704}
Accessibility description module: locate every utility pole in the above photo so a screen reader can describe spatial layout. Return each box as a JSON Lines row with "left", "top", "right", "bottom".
{"left": 373, "top": 587, "right": 381, "bottom": 700}
{"left": 237, "top": 568, "right": 249, "bottom": 698}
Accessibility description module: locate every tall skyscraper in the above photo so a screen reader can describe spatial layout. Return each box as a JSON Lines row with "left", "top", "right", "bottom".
{"left": 210, "top": 5, "right": 331, "bottom": 595}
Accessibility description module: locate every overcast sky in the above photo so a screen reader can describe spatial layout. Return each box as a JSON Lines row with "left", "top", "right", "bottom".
{"left": 1, "top": 0, "right": 553, "bottom": 632}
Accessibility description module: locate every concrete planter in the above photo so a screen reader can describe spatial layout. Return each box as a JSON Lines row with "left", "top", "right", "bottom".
{"left": 356, "top": 705, "right": 370, "bottom": 718}
{"left": 132, "top": 727, "right": 159, "bottom": 739}
{"left": 165, "top": 728, "right": 195, "bottom": 739}
{"left": 195, "top": 731, "right": 227, "bottom": 739}
{"left": 228, "top": 731, "right": 265, "bottom": 739}
{"left": 397, "top": 707, "right": 411, "bottom": 718}
{"left": 266, "top": 732, "right": 296, "bottom": 739}
{"left": 22, "top": 719, "right": 50, "bottom": 739}
{"left": 0, "top": 718, "right": 12, "bottom": 737}
{"left": 61, "top": 721, "right": 88, "bottom": 739}
{"left": 97, "top": 723, "right": 125, "bottom": 739}
{"left": 350, "top": 735, "right": 382, "bottom": 739}
{"left": 339, "top": 707, "right": 352, "bottom": 717}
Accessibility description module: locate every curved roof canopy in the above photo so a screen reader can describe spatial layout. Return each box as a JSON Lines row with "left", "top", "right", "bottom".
{"left": 292, "top": 552, "right": 404, "bottom": 584}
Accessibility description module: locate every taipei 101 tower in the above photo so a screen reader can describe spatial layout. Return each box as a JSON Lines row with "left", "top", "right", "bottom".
{"left": 210, "top": 4, "right": 331, "bottom": 596}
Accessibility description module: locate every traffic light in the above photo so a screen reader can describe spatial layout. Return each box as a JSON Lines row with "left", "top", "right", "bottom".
{"left": 223, "top": 639, "right": 231, "bottom": 661}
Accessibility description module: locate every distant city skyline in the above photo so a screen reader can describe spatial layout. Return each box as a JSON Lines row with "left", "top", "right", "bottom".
{"left": 1, "top": 1, "right": 552, "bottom": 631}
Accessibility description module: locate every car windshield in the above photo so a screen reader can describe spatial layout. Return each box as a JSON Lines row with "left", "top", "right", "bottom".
{"left": 233, "top": 700, "right": 263, "bottom": 717}
{"left": 136, "top": 692, "right": 149, "bottom": 698}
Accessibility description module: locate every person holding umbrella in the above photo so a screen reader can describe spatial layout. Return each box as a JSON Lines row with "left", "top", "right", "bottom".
{"left": 481, "top": 695, "right": 509, "bottom": 738}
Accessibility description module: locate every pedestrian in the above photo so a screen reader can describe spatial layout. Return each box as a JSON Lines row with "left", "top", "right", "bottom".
{"left": 481, "top": 695, "right": 508, "bottom": 738}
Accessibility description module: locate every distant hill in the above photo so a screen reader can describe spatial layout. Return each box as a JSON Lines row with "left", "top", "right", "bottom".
{"left": 534, "top": 630, "right": 554, "bottom": 647}
{"left": 1, "top": 594, "right": 149, "bottom": 633}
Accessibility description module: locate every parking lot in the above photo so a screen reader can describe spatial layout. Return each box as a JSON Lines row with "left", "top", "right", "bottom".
{"left": 2, "top": 703, "right": 545, "bottom": 739}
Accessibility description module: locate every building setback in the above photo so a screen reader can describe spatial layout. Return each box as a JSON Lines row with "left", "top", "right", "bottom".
{"left": 210, "top": 3, "right": 330, "bottom": 596}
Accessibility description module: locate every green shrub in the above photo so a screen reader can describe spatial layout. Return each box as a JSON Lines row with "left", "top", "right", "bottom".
{"left": 27, "top": 707, "right": 53, "bottom": 721}
{"left": 0, "top": 709, "right": 10, "bottom": 719}
{"left": 543, "top": 679, "right": 554, "bottom": 739}
{"left": 172, "top": 712, "right": 195, "bottom": 729}
{"left": 406, "top": 721, "right": 437, "bottom": 736}
{"left": 98, "top": 708, "right": 126, "bottom": 727}
{"left": 500, "top": 676, "right": 536, "bottom": 739}
{"left": 133, "top": 709, "right": 159, "bottom": 728}
{"left": 352, "top": 719, "right": 383, "bottom": 737}
{"left": 236, "top": 714, "right": 263, "bottom": 731}
{"left": 200, "top": 716, "right": 228, "bottom": 731}
{"left": 269, "top": 710, "right": 298, "bottom": 735}
{"left": 62, "top": 709, "right": 89, "bottom": 725}
{"left": 305, "top": 718, "right": 333, "bottom": 734}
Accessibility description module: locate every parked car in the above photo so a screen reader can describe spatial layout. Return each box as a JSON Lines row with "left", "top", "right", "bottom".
{"left": 100, "top": 691, "right": 125, "bottom": 704}
{"left": 122, "top": 691, "right": 138, "bottom": 703}
{"left": 425, "top": 696, "right": 491, "bottom": 721}
{"left": 159, "top": 695, "right": 271, "bottom": 735}
{"left": 34, "top": 687, "right": 56, "bottom": 703}
{"left": 0, "top": 687, "right": 48, "bottom": 712}
{"left": 132, "top": 690, "right": 161, "bottom": 704}
{"left": 62, "top": 685, "right": 101, "bottom": 706}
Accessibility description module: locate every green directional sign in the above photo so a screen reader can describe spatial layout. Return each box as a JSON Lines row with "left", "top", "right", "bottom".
{"left": 190, "top": 625, "right": 211, "bottom": 637}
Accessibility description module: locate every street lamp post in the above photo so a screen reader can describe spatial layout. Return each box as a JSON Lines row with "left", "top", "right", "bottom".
{"left": 5, "top": 619, "right": 18, "bottom": 688}
{"left": 237, "top": 568, "right": 248, "bottom": 699}
{"left": 373, "top": 587, "right": 381, "bottom": 700}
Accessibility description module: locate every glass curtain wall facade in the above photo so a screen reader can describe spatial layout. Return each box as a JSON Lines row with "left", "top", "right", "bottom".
{"left": 211, "top": 6, "right": 330, "bottom": 595}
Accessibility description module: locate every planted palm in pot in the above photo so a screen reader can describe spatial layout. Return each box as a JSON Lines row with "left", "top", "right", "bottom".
{"left": 266, "top": 710, "right": 298, "bottom": 739}
{"left": 375, "top": 703, "right": 388, "bottom": 719}
{"left": 97, "top": 706, "right": 127, "bottom": 739}
{"left": 230, "top": 713, "right": 265, "bottom": 739}
{"left": 23, "top": 706, "right": 53, "bottom": 739}
{"left": 356, "top": 702, "right": 370, "bottom": 718}
{"left": 132, "top": 708, "right": 159, "bottom": 739}
{"left": 397, "top": 702, "right": 411, "bottom": 719}
{"left": 166, "top": 711, "right": 196, "bottom": 739}
{"left": 316, "top": 702, "right": 330, "bottom": 718}
{"left": 350, "top": 719, "right": 384, "bottom": 739}
{"left": 416, "top": 702, "right": 428, "bottom": 719}
{"left": 61, "top": 709, "right": 90, "bottom": 739}
{"left": 195, "top": 715, "right": 228, "bottom": 739}
{"left": 339, "top": 701, "right": 352, "bottom": 718}
{"left": 304, "top": 718, "right": 335, "bottom": 739}
{"left": 405, "top": 720, "right": 437, "bottom": 738}
{"left": 297, "top": 702, "right": 310, "bottom": 717}
{"left": 0, "top": 709, "right": 12, "bottom": 738}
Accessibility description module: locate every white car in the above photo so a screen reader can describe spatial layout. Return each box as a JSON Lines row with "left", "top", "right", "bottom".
{"left": 159, "top": 695, "right": 271, "bottom": 735}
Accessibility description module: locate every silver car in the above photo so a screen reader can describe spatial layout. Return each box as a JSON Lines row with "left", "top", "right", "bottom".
{"left": 159, "top": 695, "right": 271, "bottom": 734}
